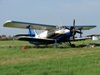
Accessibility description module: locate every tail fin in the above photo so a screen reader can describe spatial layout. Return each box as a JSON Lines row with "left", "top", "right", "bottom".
{"left": 28, "top": 29, "right": 38, "bottom": 37}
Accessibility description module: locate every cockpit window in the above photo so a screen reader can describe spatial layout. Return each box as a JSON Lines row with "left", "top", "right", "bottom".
{"left": 56, "top": 26, "right": 67, "bottom": 30}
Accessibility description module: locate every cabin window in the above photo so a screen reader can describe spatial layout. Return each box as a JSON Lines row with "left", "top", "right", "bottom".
{"left": 56, "top": 26, "right": 67, "bottom": 30}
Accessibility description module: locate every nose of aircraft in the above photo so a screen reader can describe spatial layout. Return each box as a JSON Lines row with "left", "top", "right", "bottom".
{"left": 69, "top": 26, "right": 83, "bottom": 41}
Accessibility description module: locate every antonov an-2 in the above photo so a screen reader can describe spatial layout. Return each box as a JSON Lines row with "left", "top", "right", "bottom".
{"left": 3, "top": 19, "right": 96, "bottom": 47}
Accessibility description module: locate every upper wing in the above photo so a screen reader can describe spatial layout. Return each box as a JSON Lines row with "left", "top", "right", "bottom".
{"left": 3, "top": 20, "right": 56, "bottom": 30}
{"left": 3, "top": 20, "right": 96, "bottom": 30}
{"left": 74, "top": 25, "right": 96, "bottom": 30}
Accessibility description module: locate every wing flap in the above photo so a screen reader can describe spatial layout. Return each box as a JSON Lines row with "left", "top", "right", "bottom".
{"left": 3, "top": 20, "right": 56, "bottom": 30}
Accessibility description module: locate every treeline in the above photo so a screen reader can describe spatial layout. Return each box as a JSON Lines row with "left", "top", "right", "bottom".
{"left": 0, "top": 35, "right": 13, "bottom": 40}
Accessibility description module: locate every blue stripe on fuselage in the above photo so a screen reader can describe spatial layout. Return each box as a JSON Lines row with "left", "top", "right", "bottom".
{"left": 55, "top": 32, "right": 72, "bottom": 41}
{"left": 65, "top": 32, "right": 72, "bottom": 37}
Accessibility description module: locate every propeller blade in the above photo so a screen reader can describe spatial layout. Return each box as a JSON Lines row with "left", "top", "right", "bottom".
{"left": 76, "top": 31, "right": 83, "bottom": 34}
{"left": 73, "top": 19, "right": 76, "bottom": 41}
{"left": 79, "top": 29, "right": 82, "bottom": 38}
{"left": 73, "top": 19, "right": 75, "bottom": 27}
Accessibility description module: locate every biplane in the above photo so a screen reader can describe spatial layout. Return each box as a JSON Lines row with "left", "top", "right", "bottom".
{"left": 3, "top": 19, "right": 96, "bottom": 47}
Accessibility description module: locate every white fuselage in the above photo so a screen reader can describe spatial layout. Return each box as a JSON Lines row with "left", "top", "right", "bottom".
{"left": 37, "top": 29, "right": 70, "bottom": 38}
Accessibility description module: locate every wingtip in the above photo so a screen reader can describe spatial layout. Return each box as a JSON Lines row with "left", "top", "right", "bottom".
{"left": 3, "top": 20, "right": 12, "bottom": 27}
{"left": 5, "top": 20, "right": 12, "bottom": 23}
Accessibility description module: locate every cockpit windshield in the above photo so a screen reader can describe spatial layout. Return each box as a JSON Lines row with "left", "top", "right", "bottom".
{"left": 56, "top": 26, "right": 68, "bottom": 30}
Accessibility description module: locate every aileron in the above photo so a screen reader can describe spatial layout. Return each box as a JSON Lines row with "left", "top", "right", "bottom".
{"left": 75, "top": 25, "right": 96, "bottom": 30}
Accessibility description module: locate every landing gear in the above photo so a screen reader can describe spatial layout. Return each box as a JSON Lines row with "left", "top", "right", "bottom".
{"left": 68, "top": 41, "right": 75, "bottom": 48}
{"left": 70, "top": 44, "right": 75, "bottom": 48}
{"left": 54, "top": 39, "right": 58, "bottom": 48}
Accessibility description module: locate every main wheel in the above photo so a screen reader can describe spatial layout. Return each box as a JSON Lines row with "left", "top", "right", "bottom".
{"left": 70, "top": 44, "right": 75, "bottom": 48}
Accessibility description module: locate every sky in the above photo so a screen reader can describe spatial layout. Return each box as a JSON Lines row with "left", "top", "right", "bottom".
{"left": 0, "top": 0, "right": 100, "bottom": 37}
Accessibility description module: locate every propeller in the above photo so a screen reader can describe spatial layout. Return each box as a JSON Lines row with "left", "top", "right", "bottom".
{"left": 71, "top": 19, "right": 83, "bottom": 41}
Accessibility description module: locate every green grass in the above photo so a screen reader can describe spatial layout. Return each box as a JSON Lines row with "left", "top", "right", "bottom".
{"left": 0, "top": 40, "right": 100, "bottom": 75}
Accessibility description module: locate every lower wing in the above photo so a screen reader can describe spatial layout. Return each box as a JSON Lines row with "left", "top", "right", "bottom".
{"left": 18, "top": 37, "right": 55, "bottom": 44}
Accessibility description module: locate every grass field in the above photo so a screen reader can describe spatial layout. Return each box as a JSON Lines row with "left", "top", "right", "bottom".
{"left": 0, "top": 40, "right": 100, "bottom": 75}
